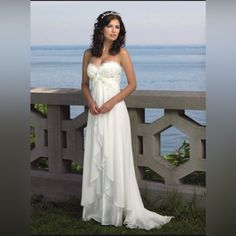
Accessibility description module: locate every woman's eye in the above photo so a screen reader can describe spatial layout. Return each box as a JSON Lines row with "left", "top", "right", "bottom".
{"left": 107, "top": 25, "right": 120, "bottom": 29}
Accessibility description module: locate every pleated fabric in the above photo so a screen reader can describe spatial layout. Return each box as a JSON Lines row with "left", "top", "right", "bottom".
{"left": 81, "top": 61, "right": 174, "bottom": 230}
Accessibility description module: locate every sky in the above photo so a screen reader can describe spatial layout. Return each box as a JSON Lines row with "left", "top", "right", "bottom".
{"left": 31, "top": 1, "right": 206, "bottom": 46}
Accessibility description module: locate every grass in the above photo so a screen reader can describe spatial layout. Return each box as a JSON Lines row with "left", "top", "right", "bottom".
{"left": 31, "top": 190, "right": 205, "bottom": 235}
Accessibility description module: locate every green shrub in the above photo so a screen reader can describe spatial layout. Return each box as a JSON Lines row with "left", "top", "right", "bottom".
{"left": 34, "top": 104, "right": 48, "bottom": 115}
{"left": 164, "top": 140, "right": 190, "bottom": 166}
{"left": 30, "top": 104, "right": 48, "bottom": 149}
{"left": 71, "top": 162, "right": 82, "bottom": 174}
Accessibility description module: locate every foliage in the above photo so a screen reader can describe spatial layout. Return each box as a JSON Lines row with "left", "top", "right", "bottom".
{"left": 181, "top": 171, "right": 206, "bottom": 187}
{"left": 30, "top": 104, "right": 47, "bottom": 149}
{"left": 31, "top": 157, "right": 48, "bottom": 170}
{"left": 143, "top": 167, "right": 164, "bottom": 183}
{"left": 164, "top": 140, "right": 190, "bottom": 166}
{"left": 71, "top": 161, "right": 83, "bottom": 174}
{"left": 34, "top": 103, "right": 48, "bottom": 116}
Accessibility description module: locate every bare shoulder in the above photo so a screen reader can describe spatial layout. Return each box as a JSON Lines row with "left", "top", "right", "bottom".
{"left": 84, "top": 48, "right": 92, "bottom": 60}
{"left": 120, "top": 47, "right": 129, "bottom": 57}
{"left": 119, "top": 47, "right": 132, "bottom": 66}
{"left": 83, "top": 48, "right": 92, "bottom": 66}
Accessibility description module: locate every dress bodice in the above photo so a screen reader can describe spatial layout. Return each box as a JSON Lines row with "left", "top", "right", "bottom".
{"left": 87, "top": 61, "right": 122, "bottom": 105}
{"left": 87, "top": 61, "right": 122, "bottom": 83}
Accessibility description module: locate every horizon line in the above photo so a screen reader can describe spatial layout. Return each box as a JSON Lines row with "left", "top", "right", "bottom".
{"left": 31, "top": 43, "right": 206, "bottom": 47}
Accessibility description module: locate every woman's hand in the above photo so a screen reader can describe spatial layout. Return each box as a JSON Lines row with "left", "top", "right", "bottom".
{"left": 99, "top": 100, "right": 116, "bottom": 114}
{"left": 88, "top": 101, "right": 100, "bottom": 115}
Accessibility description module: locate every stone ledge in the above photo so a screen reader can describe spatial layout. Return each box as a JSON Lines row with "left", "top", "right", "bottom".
{"left": 31, "top": 170, "right": 82, "bottom": 202}
{"left": 31, "top": 170, "right": 205, "bottom": 208}
{"left": 31, "top": 87, "right": 205, "bottom": 110}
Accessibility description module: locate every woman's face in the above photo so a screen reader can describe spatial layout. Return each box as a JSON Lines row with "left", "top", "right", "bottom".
{"left": 103, "top": 19, "right": 120, "bottom": 42}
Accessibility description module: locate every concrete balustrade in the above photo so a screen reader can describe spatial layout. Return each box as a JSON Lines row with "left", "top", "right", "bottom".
{"left": 30, "top": 87, "right": 206, "bottom": 208}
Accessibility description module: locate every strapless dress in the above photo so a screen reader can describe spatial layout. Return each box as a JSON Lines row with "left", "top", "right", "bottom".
{"left": 81, "top": 61, "right": 174, "bottom": 230}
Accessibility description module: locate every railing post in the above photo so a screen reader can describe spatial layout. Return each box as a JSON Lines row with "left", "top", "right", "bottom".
{"left": 47, "top": 105, "right": 71, "bottom": 174}
{"left": 128, "top": 108, "right": 145, "bottom": 180}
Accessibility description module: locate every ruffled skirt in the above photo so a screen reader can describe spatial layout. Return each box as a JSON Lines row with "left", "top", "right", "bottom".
{"left": 81, "top": 82, "right": 174, "bottom": 230}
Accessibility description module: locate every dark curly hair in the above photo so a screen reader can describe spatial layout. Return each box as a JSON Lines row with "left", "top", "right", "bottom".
{"left": 90, "top": 11, "right": 126, "bottom": 57}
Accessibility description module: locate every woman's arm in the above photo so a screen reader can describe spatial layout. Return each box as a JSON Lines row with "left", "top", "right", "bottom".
{"left": 99, "top": 48, "right": 137, "bottom": 113}
{"left": 81, "top": 49, "right": 100, "bottom": 115}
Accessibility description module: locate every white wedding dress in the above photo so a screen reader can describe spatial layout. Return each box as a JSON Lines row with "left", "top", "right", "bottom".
{"left": 81, "top": 61, "right": 174, "bottom": 230}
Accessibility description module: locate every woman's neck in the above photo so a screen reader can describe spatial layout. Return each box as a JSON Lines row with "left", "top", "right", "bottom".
{"left": 103, "top": 40, "right": 113, "bottom": 54}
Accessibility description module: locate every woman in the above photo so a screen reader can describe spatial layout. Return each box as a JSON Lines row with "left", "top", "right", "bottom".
{"left": 81, "top": 10, "right": 174, "bottom": 230}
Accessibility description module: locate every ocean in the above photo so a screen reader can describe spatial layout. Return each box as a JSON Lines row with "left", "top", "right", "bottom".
{"left": 31, "top": 45, "right": 206, "bottom": 155}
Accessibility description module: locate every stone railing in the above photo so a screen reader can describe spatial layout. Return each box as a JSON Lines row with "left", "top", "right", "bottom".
{"left": 30, "top": 87, "right": 206, "bottom": 208}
